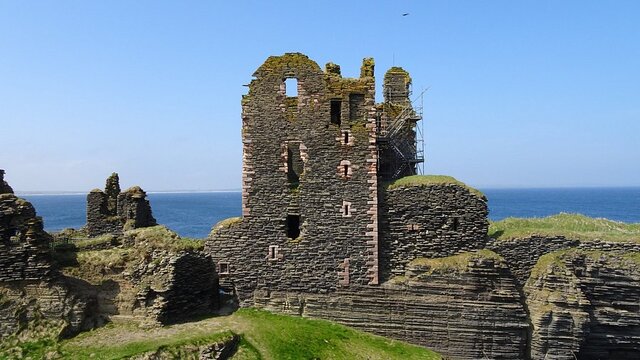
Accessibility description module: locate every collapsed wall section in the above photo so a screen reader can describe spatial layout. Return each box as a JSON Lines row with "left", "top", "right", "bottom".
{"left": 0, "top": 192, "right": 53, "bottom": 282}
{"left": 86, "top": 173, "right": 156, "bottom": 237}
{"left": 0, "top": 171, "right": 98, "bottom": 339}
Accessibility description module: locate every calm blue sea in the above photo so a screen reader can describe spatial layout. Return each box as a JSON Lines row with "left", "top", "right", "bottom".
{"left": 20, "top": 188, "right": 640, "bottom": 239}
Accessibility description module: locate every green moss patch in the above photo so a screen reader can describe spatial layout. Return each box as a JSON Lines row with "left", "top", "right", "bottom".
{"left": 489, "top": 213, "right": 640, "bottom": 243}
{"left": 387, "top": 175, "right": 485, "bottom": 199}
{"left": 210, "top": 216, "right": 243, "bottom": 236}
{"left": 409, "top": 249, "right": 503, "bottom": 275}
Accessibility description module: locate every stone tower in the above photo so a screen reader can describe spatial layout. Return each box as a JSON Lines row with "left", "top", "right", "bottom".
{"left": 207, "top": 53, "right": 381, "bottom": 301}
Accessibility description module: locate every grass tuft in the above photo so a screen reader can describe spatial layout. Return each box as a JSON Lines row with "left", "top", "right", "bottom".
{"left": 489, "top": 213, "right": 640, "bottom": 243}
{"left": 387, "top": 175, "right": 485, "bottom": 199}
{"left": 409, "top": 249, "right": 503, "bottom": 275}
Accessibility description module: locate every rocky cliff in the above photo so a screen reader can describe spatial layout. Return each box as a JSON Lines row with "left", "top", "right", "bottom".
{"left": 525, "top": 249, "right": 640, "bottom": 359}
{"left": 254, "top": 250, "right": 529, "bottom": 359}
{"left": 0, "top": 172, "right": 98, "bottom": 340}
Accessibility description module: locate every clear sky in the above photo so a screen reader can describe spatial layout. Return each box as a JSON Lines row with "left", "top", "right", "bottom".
{"left": 1, "top": 1, "right": 638, "bottom": 191}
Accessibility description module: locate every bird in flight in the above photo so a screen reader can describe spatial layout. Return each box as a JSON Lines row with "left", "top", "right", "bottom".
{"left": 402, "top": 13, "right": 410, "bottom": 16}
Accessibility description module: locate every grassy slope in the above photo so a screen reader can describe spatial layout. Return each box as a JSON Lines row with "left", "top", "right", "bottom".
{"left": 4, "top": 309, "right": 440, "bottom": 360}
{"left": 489, "top": 213, "right": 640, "bottom": 242}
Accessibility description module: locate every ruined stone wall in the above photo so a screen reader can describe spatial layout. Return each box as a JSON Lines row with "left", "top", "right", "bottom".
{"left": 117, "top": 186, "right": 157, "bottom": 230}
{"left": 487, "top": 236, "right": 581, "bottom": 286}
{"left": 0, "top": 170, "right": 13, "bottom": 194}
{"left": 525, "top": 250, "right": 640, "bottom": 359}
{"left": 254, "top": 253, "right": 529, "bottom": 359}
{"left": 0, "top": 280, "right": 98, "bottom": 338}
{"left": 379, "top": 184, "right": 489, "bottom": 280}
{"left": 0, "top": 193, "right": 53, "bottom": 282}
{"left": 0, "top": 173, "right": 97, "bottom": 339}
{"left": 131, "top": 251, "right": 218, "bottom": 324}
{"left": 487, "top": 236, "right": 640, "bottom": 286}
{"left": 206, "top": 53, "right": 379, "bottom": 302}
{"left": 86, "top": 174, "right": 156, "bottom": 237}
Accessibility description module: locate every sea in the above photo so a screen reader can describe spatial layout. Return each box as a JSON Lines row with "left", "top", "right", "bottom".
{"left": 19, "top": 188, "right": 640, "bottom": 239}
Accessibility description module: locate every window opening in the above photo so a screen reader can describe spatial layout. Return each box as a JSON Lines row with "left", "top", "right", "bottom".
{"left": 343, "top": 164, "right": 349, "bottom": 177}
{"left": 343, "top": 131, "right": 350, "bottom": 144}
{"left": 268, "top": 245, "right": 279, "bottom": 260}
{"left": 349, "top": 93, "right": 365, "bottom": 121}
{"left": 452, "top": 217, "right": 460, "bottom": 231}
{"left": 284, "top": 78, "right": 298, "bottom": 97}
{"left": 218, "top": 262, "right": 230, "bottom": 275}
{"left": 330, "top": 100, "right": 342, "bottom": 125}
{"left": 287, "top": 143, "right": 303, "bottom": 189}
{"left": 286, "top": 214, "right": 300, "bottom": 239}
{"left": 342, "top": 201, "right": 352, "bottom": 217}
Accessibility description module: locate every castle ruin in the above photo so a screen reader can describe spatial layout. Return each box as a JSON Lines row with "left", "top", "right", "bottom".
{"left": 86, "top": 173, "right": 157, "bottom": 237}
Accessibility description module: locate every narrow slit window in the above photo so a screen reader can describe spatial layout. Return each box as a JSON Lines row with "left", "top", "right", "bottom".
{"left": 330, "top": 100, "right": 342, "bottom": 125}
{"left": 343, "top": 164, "right": 349, "bottom": 177}
{"left": 286, "top": 214, "right": 300, "bottom": 239}
{"left": 452, "top": 217, "right": 460, "bottom": 231}
{"left": 268, "top": 245, "right": 279, "bottom": 260}
{"left": 284, "top": 78, "right": 298, "bottom": 97}
{"left": 343, "top": 131, "right": 349, "bottom": 144}
{"left": 342, "top": 201, "right": 352, "bottom": 217}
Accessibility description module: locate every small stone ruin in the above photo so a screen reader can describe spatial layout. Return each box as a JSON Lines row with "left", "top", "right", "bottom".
{"left": 86, "top": 173, "right": 157, "bottom": 237}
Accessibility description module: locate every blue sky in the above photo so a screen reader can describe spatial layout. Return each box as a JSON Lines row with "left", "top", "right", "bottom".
{"left": 1, "top": 1, "right": 638, "bottom": 191}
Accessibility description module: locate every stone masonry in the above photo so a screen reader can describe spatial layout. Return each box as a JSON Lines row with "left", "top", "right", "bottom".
{"left": 0, "top": 171, "right": 98, "bottom": 339}
{"left": 380, "top": 183, "right": 489, "bottom": 280}
{"left": 206, "top": 53, "right": 381, "bottom": 302}
{"left": 86, "top": 173, "right": 156, "bottom": 237}
{"left": 204, "top": 53, "right": 639, "bottom": 359}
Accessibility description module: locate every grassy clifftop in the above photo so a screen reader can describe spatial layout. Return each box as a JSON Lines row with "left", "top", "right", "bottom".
{"left": 489, "top": 213, "right": 640, "bottom": 242}
{"left": 387, "top": 175, "right": 485, "bottom": 199}
{"left": 5, "top": 309, "right": 440, "bottom": 359}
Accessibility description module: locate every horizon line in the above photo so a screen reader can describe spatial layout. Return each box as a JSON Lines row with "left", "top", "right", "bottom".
{"left": 14, "top": 185, "right": 640, "bottom": 196}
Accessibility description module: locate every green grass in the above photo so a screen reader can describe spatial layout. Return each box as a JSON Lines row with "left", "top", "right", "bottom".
{"left": 408, "top": 249, "right": 503, "bottom": 275}
{"left": 236, "top": 309, "right": 439, "bottom": 360}
{"left": 210, "top": 216, "right": 243, "bottom": 236}
{"left": 125, "top": 225, "right": 204, "bottom": 251}
{"left": 3, "top": 309, "right": 440, "bottom": 359}
{"left": 387, "top": 175, "right": 485, "bottom": 198}
{"left": 529, "top": 248, "right": 640, "bottom": 281}
{"left": 489, "top": 213, "right": 640, "bottom": 243}
{"left": 73, "top": 234, "right": 119, "bottom": 250}
{"left": 62, "top": 330, "right": 234, "bottom": 359}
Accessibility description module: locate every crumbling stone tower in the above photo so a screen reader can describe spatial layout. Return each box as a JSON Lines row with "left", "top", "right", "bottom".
{"left": 207, "top": 53, "right": 381, "bottom": 300}
{"left": 86, "top": 173, "right": 156, "bottom": 237}
{"left": 206, "top": 53, "right": 488, "bottom": 306}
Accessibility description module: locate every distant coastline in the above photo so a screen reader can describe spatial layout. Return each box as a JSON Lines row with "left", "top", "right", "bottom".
{"left": 16, "top": 189, "right": 242, "bottom": 196}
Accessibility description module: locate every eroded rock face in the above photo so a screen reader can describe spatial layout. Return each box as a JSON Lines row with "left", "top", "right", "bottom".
{"left": 526, "top": 250, "right": 640, "bottom": 359}
{"left": 67, "top": 227, "right": 218, "bottom": 326}
{"left": 86, "top": 173, "right": 156, "bottom": 237}
{"left": 0, "top": 193, "right": 53, "bottom": 282}
{"left": 255, "top": 251, "right": 529, "bottom": 360}
{"left": 0, "top": 172, "right": 97, "bottom": 339}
